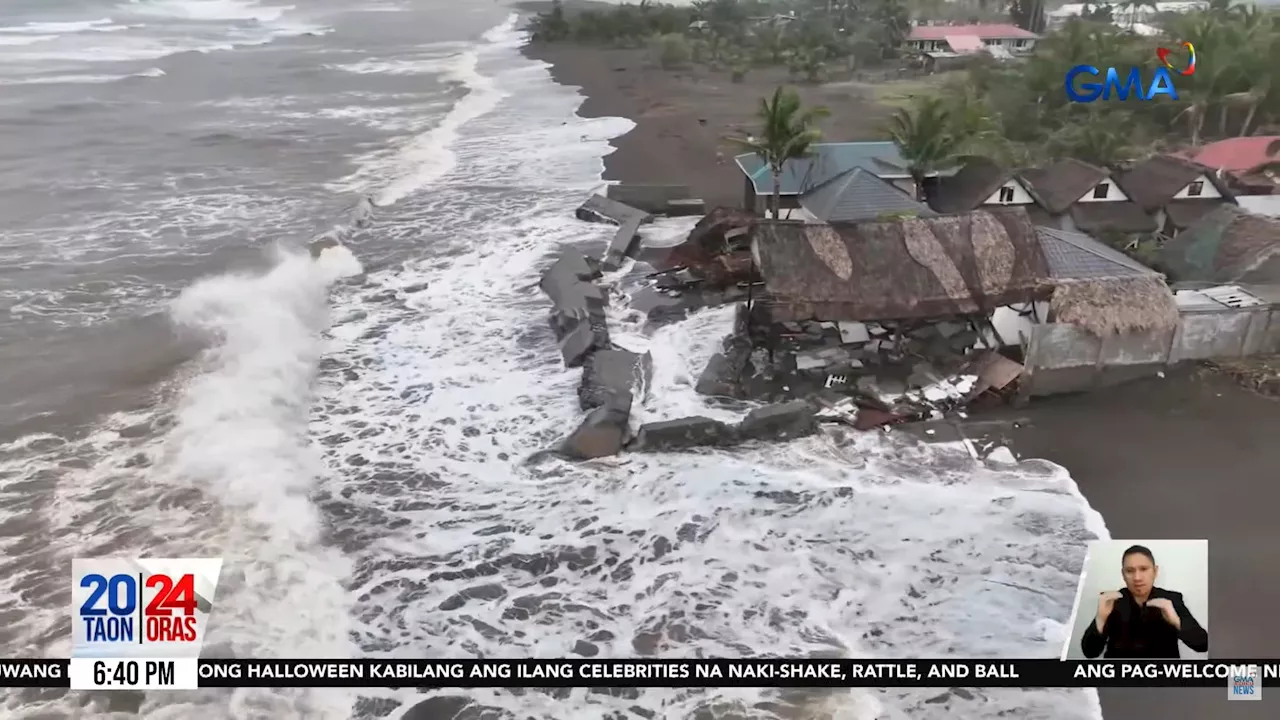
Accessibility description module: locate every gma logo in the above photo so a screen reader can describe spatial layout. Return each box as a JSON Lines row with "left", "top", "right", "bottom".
{"left": 1064, "top": 65, "right": 1180, "bottom": 103}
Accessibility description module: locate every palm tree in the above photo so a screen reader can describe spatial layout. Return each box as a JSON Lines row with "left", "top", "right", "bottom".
{"left": 884, "top": 96, "right": 967, "bottom": 202}
{"left": 725, "top": 87, "right": 830, "bottom": 219}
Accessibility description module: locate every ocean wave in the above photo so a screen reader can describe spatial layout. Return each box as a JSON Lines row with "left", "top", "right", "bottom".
{"left": 121, "top": 0, "right": 293, "bottom": 24}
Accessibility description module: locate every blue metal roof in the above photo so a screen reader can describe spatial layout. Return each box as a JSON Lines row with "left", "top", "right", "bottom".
{"left": 734, "top": 141, "right": 912, "bottom": 196}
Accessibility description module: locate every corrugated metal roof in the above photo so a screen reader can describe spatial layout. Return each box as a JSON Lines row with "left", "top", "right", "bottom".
{"left": 1035, "top": 226, "right": 1157, "bottom": 280}
{"left": 799, "top": 167, "right": 935, "bottom": 222}
{"left": 1199, "top": 285, "right": 1265, "bottom": 308}
{"left": 735, "top": 142, "right": 913, "bottom": 196}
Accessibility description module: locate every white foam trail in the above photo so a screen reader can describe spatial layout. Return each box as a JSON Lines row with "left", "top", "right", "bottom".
{"left": 124, "top": 0, "right": 292, "bottom": 24}
{"left": 371, "top": 15, "right": 520, "bottom": 205}
{"left": 0, "top": 18, "right": 120, "bottom": 34}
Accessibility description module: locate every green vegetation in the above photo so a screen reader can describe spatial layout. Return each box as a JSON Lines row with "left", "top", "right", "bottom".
{"left": 724, "top": 87, "right": 830, "bottom": 218}
{"left": 528, "top": 0, "right": 910, "bottom": 76}
{"left": 530, "top": 1, "right": 1280, "bottom": 170}
{"left": 915, "top": 5, "right": 1280, "bottom": 167}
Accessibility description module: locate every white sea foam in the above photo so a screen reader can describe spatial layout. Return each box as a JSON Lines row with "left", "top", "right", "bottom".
{"left": 123, "top": 0, "right": 292, "bottom": 24}
{"left": 0, "top": 0, "right": 322, "bottom": 69}
{"left": 0, "top": 18, "right": 123, "bottom": 34}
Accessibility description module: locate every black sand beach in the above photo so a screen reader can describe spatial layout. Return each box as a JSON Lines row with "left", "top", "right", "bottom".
{"left": 519, "top": 34, "right": 1280, "bottom": 719}
{"left": 1012, "top": 368, "right": 1280, "bottom": 718}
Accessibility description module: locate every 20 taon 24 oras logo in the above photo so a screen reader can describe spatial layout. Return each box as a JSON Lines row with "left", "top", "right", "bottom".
{"left": 1065, "top": 41, "right": 1197, "bottom": 103}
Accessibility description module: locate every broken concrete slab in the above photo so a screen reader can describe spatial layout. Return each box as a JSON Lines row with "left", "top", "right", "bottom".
{"left": 606, "top": 183, "right": 693, "bottom": 214}
{"left": 632, "top": 416, "right": 739, "bottom": 451}
{"left": 601, "top": 215, "right": 644, "bottom": 272}
{"left": 559, "top": 322, "right": 608, "bottom": 368}
{"left": 544, "top": 249, "right": 600, "bottom": 283}
{"left": 576, "top": 194, "right": 651, "bottom": 226}
{"left": 559, "top": 403, "right": 631, "bottom": 459}
{"left": 737, "top": 400, "right": 819, "bottom": 442}
{"left": 695, "top": 349, "right": 751, "bottom": 398}
{"left": 540, "top": 254, "right": 606, "bottom": 311}
{"left": 579, "top": 349, "right": 653, "bottom": 411}
{"left": 539, "top": 249, "right": 611, "bottom": 366}
{"left": 665, "top": 198, "right": 707, "bottom": 216}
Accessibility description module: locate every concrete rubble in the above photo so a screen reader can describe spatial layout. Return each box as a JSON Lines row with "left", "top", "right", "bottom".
{"left": 538, "top": 250, "right": 609, "bottom": 368}
{"left": 542, "top": 200, "right": 1036, "bottom": 460}
{"left": 630, "top": 399, "right": 821, "bottom": 453}
{"left": 631, "top": 416, "right": 738, "bottom": 450}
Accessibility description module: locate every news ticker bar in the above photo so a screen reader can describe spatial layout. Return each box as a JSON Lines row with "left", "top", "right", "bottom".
{"left": 0, "top": 659, "right": 1273, "bottom": 690}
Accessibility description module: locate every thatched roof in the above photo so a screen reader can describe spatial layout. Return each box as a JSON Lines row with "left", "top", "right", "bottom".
{"left": 1164, "top": 198, "right": 1226, "bottom": 229}
{"left": 1035, "top": 227, "right": 1179, "bottom": 336}
{"left": 1049, "top": 276, "right": 1180, "bottom": 337}
{"left": 929, "top": 157, "right": 1019, "bottom": 213}
{"left": 1159, "top": 204, "right": 1280, "bottom": 284}
{"left": 1118, "top": 155, "right": 1234, "bottom": 211}
{"left": 1018, "top": 158, "right": 1111, "bottom": 213}
{"left": 1070, "top": 201, "right": 1159, "bottom": 233}
{"left": 752, "top": 208, "right": 1052, "bottom": 322}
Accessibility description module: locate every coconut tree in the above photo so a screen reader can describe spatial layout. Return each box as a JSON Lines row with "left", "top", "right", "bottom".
{"left": 884, "top": 96, "right": 967, "bottom": 202}
{"left": 724, "top": 86, "right": 831, "bottom": 219}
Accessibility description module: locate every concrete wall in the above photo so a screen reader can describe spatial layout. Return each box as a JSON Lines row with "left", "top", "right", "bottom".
{"left": 1023, "top": 302, "right": 1280, "bottom": 396}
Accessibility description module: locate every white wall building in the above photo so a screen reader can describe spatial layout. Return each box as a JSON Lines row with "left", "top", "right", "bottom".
{"left": 1047, "top": 2, "right": 1208, "bottom": 30}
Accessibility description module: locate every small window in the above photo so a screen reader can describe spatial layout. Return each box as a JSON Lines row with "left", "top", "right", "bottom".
{"left": 998, "top": 186, "right": 1016, "bottom": 203}
{"left": 1187, "top": 180, "right": 1204, "bottom": 196}
{"left": 1092, "top": 183, "right": 1110, "bottom": 199}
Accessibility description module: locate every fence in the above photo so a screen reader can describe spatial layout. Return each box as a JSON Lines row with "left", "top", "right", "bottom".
{"left": 1022, "top": 286, "right": 1280, "bottom": 397}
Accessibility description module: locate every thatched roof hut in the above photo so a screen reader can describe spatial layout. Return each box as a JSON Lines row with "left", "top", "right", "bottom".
{"left": 1036, "top": 227, "right": 1179, "bottom": 336}
{"left": 1157, "top": 204, "right": 1280, "bottom": 284}
{"left": 751, "top": 208, "right": 1052, "bottom": 323}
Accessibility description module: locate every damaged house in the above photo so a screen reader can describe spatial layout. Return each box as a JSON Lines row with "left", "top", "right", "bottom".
{"left": 695, "top": 206, "right": 1182, "bottom": 411}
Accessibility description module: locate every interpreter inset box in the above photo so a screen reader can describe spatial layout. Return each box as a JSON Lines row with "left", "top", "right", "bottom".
{"left": 1061, "top": 539, "right": 1209, "bottom": 660}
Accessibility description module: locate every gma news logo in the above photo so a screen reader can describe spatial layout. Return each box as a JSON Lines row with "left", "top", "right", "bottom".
{"left": 72, "top": 558, "right": 222, "bottom": 658}
{"left": 1065, "top": 41, "right": 1197, "bottom": 103}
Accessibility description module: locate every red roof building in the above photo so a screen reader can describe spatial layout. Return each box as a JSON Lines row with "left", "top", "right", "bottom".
{"left": 905, "top": 24, "right": 1040, "bottom": 56}
{"left": 907, "top": 24, "right": 1040, "bottom": 41}
{"left": 1185, "top": 137, "right": 1280, "bottom": 194}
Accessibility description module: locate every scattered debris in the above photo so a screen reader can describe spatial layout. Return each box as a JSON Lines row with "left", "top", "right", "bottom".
{"left": 1205, "top": 356, "right": 1280, "bottom": 397}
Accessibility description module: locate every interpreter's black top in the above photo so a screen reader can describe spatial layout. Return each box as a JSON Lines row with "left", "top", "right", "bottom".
{"left": 1081, "top": 587, "right": 1209, "bottom": 659}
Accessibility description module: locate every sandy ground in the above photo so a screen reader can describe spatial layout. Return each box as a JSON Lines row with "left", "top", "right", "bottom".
{"left": 521, "top": 43, "right": 897, "bottom": 208}
{"left": 519, "top": 35, "right": 1280, "bottom": 719}
{"left": 1007, "top": 368, "right": 1280, "bottom": 718}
